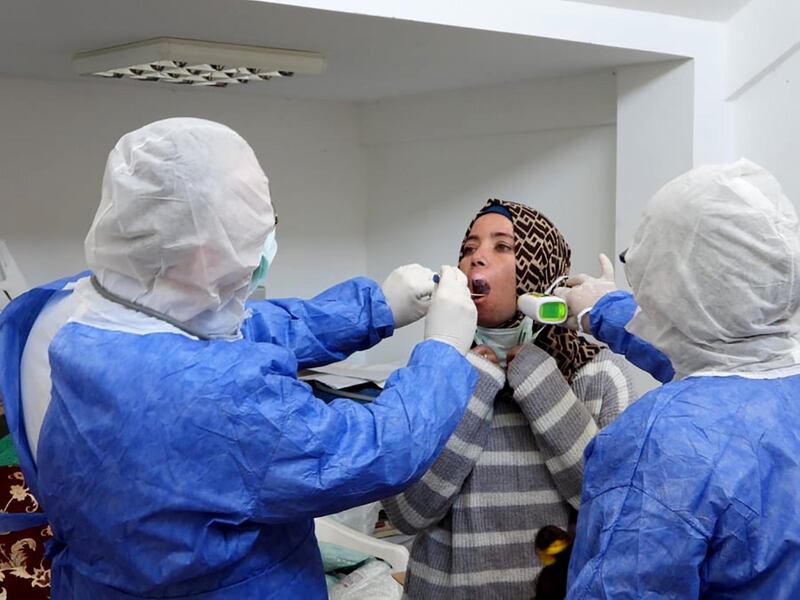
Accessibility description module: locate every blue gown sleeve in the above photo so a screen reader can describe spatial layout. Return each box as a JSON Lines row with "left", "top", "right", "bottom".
{"left": 589, "top": 291, "right": 675, "bottom": 383}
{"left": 242, "top": 277, "right": 395, "bottom": 369}
{"left": 239, "top": 339, "right": 477, "bottom": 523}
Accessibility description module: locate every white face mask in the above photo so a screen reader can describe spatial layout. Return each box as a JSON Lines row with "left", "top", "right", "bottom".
{"left": 474, "top": 321, "right": 528, "bottom": 367}
{"left": 474, "top": 318, "right": 549, "bottom": 367}
{"left": 473, "top": 275, "right": 563, "bottom": 366}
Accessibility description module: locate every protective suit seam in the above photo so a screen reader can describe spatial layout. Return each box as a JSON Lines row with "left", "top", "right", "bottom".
{"left": 631, "top": 484, "right": 711, "bottom": 540}
{"left": 575, "top": 483, "right": 710, "bottom": 599}
{"left": 250, "top": 378, "right": 292, "bottom": 515}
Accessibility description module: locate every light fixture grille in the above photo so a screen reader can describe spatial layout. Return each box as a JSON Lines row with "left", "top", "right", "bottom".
{"left": 73, "top": 38, "right": 325, "bottom": 89}
{"left": 93, "top": 62, "right": 294, "bottom": 87}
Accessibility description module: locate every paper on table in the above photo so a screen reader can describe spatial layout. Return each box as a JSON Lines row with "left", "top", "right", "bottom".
{"left": 306, "top": 362, "right": 403, "bottom": 383}
{"left": 299, "top": 372, "right": 371, "bottom": 390}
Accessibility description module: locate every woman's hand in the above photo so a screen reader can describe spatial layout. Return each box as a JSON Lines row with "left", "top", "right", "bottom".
{"left": 471, "top": 345, "right": 499, "bottom": 365}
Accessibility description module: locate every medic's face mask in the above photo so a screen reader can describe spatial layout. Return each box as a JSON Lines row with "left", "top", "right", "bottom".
{"left": 619, "top": 248, "right": 632, "bottom": 288}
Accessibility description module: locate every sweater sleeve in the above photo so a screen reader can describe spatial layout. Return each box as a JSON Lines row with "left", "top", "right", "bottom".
{"left": 506, "top": 346, "right": 632, "bottom": 509}
{"left": 570, "top": 349, "right": 635, "bottom": 430}
{"left": 380, "top": 352, "right": 506, "bottom": 534}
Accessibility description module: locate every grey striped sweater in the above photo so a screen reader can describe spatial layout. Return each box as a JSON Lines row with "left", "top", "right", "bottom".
{"left": 381, "top": 345, "right": 634, "bottom": 599}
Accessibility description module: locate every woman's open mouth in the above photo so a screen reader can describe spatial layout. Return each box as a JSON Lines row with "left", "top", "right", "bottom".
{"left": 470, "top": 278, "right": 491, "bottom": 299}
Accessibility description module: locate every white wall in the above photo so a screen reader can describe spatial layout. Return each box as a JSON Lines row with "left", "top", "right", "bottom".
{"left": 728, "top": 0, "right": 800, "bottom": 204}
{"left": 726, "top": 0, "right": 800, "bottom": 100}
{"left": 732, "top": 48, "right": 800, "bottom": 203}
{"left": 0, "top": 76, "right": 368, "bottom": 298}
{"left": 265, "top": 0, "right": 729, "bottom": 165}
{"left": 615, "top": 60, "right": 694, "bottom": 258}
{"left": 358, "top": 72, "right": 618, "bottom": 362}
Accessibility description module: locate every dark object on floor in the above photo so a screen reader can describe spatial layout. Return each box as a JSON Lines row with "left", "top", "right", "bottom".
{"left": 534, "top": 525, "right": 574, "bottom": 600}
{"left": 308, "top": 380, "right": 382, "bottom": 404}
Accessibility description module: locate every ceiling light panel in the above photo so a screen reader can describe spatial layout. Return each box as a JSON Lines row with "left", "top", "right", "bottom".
{"left": 73, "top": 38, "right": 326, "bottom": 88}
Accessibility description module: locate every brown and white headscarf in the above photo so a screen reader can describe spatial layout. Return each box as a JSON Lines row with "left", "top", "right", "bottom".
{"left": 459, "top": 199, "right": 601, "bottom": 382}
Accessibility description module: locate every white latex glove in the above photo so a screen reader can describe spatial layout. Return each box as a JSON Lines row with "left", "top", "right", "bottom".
{"left": 381, "top": 264, "right": 437, "bottom": 329}
{"left": 424, "top": 265, "right": 477, "bottom": 355}
{"left": 553, "top": 253, "right": 617, "bottom": 332}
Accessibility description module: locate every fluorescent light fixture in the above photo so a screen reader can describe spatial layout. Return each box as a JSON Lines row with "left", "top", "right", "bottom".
{"left": 73, "top": 38, "right": 326, "bottom": 88}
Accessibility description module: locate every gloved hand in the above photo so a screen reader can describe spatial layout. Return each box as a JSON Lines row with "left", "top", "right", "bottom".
{"left": 553, "top": 253, "right": 616, "bottom": 333}
{"left": 381, "top": 264, "right": 437, "bottom": 328}
{"left": 424, "top": 265, "right": 477, "bottom": 355}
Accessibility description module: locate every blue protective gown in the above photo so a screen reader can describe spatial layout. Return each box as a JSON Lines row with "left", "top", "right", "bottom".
{"left": 568, "top": 293, "right": 800, "bottom": 599}
{"left": 0, "top": 274, "right": 476, "bottom": 599}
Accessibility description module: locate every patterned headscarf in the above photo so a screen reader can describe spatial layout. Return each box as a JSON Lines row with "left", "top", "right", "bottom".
{"left": 459, "top": 199, "right": 601, "bottom": 382}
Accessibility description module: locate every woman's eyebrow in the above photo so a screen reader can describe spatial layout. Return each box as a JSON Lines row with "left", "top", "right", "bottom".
{"left": 464, "top": 232, "right": 513, "bottom": 243}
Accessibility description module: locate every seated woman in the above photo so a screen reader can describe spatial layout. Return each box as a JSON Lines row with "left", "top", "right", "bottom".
{"left": 381, "top": 199, "right": 635, "bottom": 599}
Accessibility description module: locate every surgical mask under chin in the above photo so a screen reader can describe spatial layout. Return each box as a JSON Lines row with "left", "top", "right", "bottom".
{"left": 248, "top": 230, "right": 278, "bottom": 296}
{"left": 474, "top": 276, "right": 562, "bottom": 366}
{"left": 474, "top": 317, "right": 544, "bottom": 367}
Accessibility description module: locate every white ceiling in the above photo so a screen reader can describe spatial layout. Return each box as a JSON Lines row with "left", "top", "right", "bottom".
{"left": 0, "top": 0, "right": 676, "bottom": 101}
{"left": 568, "top": 0, "right": 751, "bottom": 22}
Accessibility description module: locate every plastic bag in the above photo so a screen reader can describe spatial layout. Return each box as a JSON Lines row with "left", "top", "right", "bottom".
{"left": 328, "top": 560, "right": 402, "bottom": 600}
{"left": 319, "top": 542, "right": 373, "bottom": 573}
{"left": 330, "top": 501, "right": 381, "bottom": 536}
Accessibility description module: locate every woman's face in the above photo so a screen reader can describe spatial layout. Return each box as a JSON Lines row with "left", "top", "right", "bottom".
{"left": 459, "top": 213, "right": 518, "bottom": 327}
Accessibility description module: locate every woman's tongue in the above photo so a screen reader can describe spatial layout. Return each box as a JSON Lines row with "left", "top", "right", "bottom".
{"left": 471, "top": 277, "right": 491, "bottom": 297}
